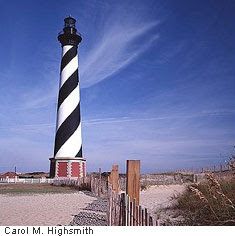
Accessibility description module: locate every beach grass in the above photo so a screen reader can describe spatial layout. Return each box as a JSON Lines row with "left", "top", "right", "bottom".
{"left": 171, "top": 176, "right": 235, "bottom": 225}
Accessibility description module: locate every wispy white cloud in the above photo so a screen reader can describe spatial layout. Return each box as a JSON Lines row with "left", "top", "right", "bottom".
{"left": 80, "top": 21, "right": 160, "bottom": 88}
{"left": 83, "top": 109, "right": 235, "bottom": 125}
{"left": 1, "top": 108, "right": 232, "bottom": 131}
{"left": 155, "top": 41, "right": 185, "bottom": 64}
{"left": 21, "top": 89, "right": 57, "bottom": 110}
{"left": 10, "top": 20, "right": 160, "bottom": 111}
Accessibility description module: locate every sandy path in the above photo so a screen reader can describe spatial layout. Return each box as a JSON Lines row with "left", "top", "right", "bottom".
{"left": 140, "top": 184, "right": 186, "bottom": 224}
{"left": 0, "top": 192, "right": 96, "bottom": 226}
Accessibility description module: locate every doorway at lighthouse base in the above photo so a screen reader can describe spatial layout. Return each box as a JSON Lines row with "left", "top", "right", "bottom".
{"left": 49, "top": 157, "right": 86, "bottom": 178}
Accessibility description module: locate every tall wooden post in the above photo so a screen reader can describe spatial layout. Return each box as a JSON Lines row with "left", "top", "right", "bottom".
{"left": 110, "top": 165, "right": 119, "bottom": 193}
{"left": 126, "top": 160, "right": 140, "bottom": 205}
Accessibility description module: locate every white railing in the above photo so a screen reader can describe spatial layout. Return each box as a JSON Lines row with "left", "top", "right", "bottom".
{"left": 0, "top": 178, "right": 55, "bottom": 184}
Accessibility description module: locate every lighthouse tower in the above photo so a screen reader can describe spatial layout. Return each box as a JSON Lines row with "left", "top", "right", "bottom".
{"left": 49, "top": 16, "right": 86, "bottom": 178}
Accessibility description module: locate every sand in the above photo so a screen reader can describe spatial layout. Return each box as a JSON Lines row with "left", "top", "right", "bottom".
{"left": 140, "top": 184, "right": 186, "bottom": 224}
{"left": 0, "top": 192, "right": 96, "bottom": 226}
{"left": 0, "top": 185, "right": 186, "bottom": 226}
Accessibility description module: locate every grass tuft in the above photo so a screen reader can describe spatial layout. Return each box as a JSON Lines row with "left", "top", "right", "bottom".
{"left": 172, "top": 175, "right": 235, "bottom": 225}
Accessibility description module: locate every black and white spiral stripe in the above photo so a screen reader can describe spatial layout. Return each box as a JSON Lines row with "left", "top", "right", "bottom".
{"left": 54, "top": 45, "right": 82, "bottom": 158}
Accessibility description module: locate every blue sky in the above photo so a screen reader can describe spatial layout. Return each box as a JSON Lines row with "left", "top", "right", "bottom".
{"left": 0, "top": 0, "right": 234, "bottom": 174}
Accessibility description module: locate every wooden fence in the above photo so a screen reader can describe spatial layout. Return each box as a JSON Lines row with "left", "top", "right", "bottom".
{"left": 52, "top": 171, "right": 158, "bottom": 226}
{"left": 176, "top": 163, "right": 233, "bottom": 174}
{"left": 107, "top": 184, "right": 157, "bottom": 226}
{"left": 53, "top": 174, "right": 158, "bottom": 226}
{"left": 90, "top": 175, "right": 108, "bottom": 196}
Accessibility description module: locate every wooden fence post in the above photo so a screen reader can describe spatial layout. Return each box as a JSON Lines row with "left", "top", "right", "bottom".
{"left": 136, "top": 204, "right": 139, "bottom": 226}
{"left": 122, "top": 193, "right": 127, "bottom": 226}
{"left": 120, "top": 193, "right": 124, "bottom": 226}
{"left": 138, "top": 205, "right": 142, "bottom": 226}
{"left": 108, "top": 185, "right": 111, "bottom": 226}
{"left": 109, "top": 165, "right": 119, "bottom": 194}
{"left": 126, "top": 195, "right": 130, "bottom": 226}
{"left": 126, "top": 160, "right": 140, "bottom": 205}
{"left": 98, "top": 168, "right": 101, "bottom": 197}
{"left": 145, "top": 208, "right": 148, "bottom": 226}
{"left": 141, "top": 209, "right": 144, "bottom": 226}
{"left": 130, "top": 201, "right": 133, "bottom": 226}
{"left": 133, "top": 198, "right": 136, "bottom": 226}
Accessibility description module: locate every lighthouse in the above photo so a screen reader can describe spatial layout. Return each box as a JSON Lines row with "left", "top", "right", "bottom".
{"left": 49, "top": 16, "right": 86, "bottom": 178}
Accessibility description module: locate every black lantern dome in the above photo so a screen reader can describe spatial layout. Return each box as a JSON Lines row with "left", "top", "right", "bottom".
{"left": 58, "top": 16, "right": 82, "bottom": 46}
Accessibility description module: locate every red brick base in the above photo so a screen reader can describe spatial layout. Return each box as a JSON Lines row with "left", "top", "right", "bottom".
{"left": 58, "top": 162, "right": 67, "bottom": 177}
{"left": 71, "top": 162, "right": 80, "bottom": 177}
{"left": 49, "top": 157, "right": 86, "bottom": 178}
